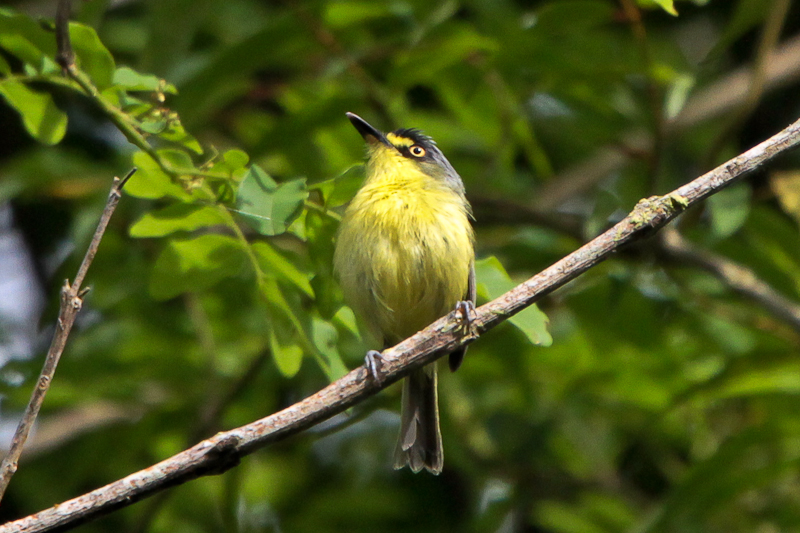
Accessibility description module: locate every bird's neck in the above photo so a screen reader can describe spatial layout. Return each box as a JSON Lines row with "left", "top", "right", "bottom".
{"left": 364, "top": 154, "right": 435, "bottom": 193}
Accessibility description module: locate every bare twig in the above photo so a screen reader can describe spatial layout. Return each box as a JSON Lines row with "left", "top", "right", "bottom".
{"left": 660, "top": 227, "right": 800, "bottom": 332}
{"left": 0, "top": 169, "right": 135, "bottom": 503}
{"left": 53, "top": 0, "right": 171, "bottom": 179}
{"left": 54, "top": 0, "right": 74, "bottom": 71}
{"left": 49, "top": 0, "right": 279, "bottom": 319}
{"left": 3, "top": 118, "right": 799, "bottom": 533}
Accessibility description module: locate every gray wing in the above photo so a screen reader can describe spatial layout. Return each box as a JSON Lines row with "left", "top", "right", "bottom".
{"left": 448, "top": 261, "right": 476, "bottom": 372}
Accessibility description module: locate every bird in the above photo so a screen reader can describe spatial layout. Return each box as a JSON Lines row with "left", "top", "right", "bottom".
{"left": 334, "top": 112, "right": 475, "bottom": 474}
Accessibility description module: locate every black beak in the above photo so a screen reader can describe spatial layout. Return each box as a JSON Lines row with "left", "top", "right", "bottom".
{"left": 346, "top": 112, "right": 387, "bottom": 145}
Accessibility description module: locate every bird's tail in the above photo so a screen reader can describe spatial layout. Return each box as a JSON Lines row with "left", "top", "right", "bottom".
{"left": 393, "top": 364, "right": 443, "bottom": 474}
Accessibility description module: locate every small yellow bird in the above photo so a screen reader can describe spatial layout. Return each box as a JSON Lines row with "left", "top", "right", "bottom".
{"left": 334, "top": 112, "right": 475, "bottom": 474}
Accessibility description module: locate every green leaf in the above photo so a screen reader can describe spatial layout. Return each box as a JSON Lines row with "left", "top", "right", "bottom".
{"left": 129, "top": 203, "right": 227, "bottom": 238}
{"left": 236, "top": 165, "right": 309, "bottom": 236}
{"left": 69, "top": 22, "right": 116, "bottom": 89}
{"left": 745, "top": 207, "right": 800, "bottom": 296}
{"left": 157, "top": 148, "right": 194, "bottom": 171}
{"left": 312, "top": 317, "right": 349, "bottom": 380}
{"left": 124, "top": 151, "right": 191, "bottom": 200}
{"left": 0, "top": 80, "right": 67, "bottom": 145}
{"left": 149, "top": 234, "right": 246, "bottom": 299}
{"left": 533, "top": 1, "right": 617, "bottom": 33}
{"left": 698, "top": 313, "right": 756, "bottom": 355}
{"left": 158, "top": 115, "right": 204, "bottom": 155}
{"left": 333, "top": 306, "right": 360, "bottom": 338}
{"left": 0, "top": 34, "right": 47, "bottom": 72}
{"left": 267, "top": 322, "right": 304, "bottom": 378}
{"left": 0, "top": 10, "right": 57, "bottom": 70}
{"left": 306, "top": 209, "right": 341, "bottom": 319}
{"left": 708, "top": 183, "right": 751, "bottom": 238}
{"left": 139, "top": 117, "right": 168, "bottom": 134}
{"left": 112, "top": 66, "right": 177, "bottom": 93}
{"left": 260, "top": 277, "right": 313, "bottom": 377}
{"left": 663, "top": 73, "right": 695, "bottom": 120}
{"left": 252, "top": 241, "right": 313, "bottom": 297}
{"left": 537, "top": 500, "right": 608, "bottom": 533}
{"left": 201, "top": 150, "right": 249, "bottom": 195}
{"left": 474, "top": 256, "right": 552, "bottom": 346}
{"left": 638, "top": 0, "right": 678, "bottom": 16}
{"left": 211, "top": 149, "right": 250, "bottom": 178}
{"left": 324, "top": 2, "right": 395, "bottom": 28}
{"left": 314, "top": 165, "right": 365, "bottom": 208}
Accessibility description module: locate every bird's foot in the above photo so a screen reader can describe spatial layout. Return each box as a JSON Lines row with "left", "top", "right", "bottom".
{"left": 453, "top": 300, "right": 477, "bottom": 332}
{"left": 364, "top": 350, "right": 384, "bottom": 385}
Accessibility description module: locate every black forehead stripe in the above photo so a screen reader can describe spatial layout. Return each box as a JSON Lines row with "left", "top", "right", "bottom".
{"left": 392, "top": 128, "right": 435, "bottom": 146}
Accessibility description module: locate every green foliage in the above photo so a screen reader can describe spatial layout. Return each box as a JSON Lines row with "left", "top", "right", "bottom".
{"left": 236, "top": 165, "right": 309, "bottom": 236}
{"left": 0, "top": 80, "right": 67, "bottom": 144}
{"left": 707, "top": 184, "right": 751, "bottom": 239}
{"left": 129, "top": 204, "right": 229, "bottom": 238}
{"left": 149, "top": 234, "right": 247, "bottom": 300}
{"left": 1, "top": 0, "right": 800, "bottom": 532}
{"left": 639, "top": 0, "right": 678, "bottom": 16}
{"left": 475, "top": 256, "right": 552, "bottom": 346}
{"left": 68, "top": 22, "right": 115, "bottom": 89}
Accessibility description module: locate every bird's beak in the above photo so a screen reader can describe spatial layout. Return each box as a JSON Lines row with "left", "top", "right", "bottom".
{"left": 346, "top": 112, "right": 388, "bottom": 146}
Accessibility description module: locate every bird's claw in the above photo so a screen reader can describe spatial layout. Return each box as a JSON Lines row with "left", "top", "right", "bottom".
{"left": 454, "top": 300, "right": 476, "bottom": 331}
{"left": 365, "top": 350, "right": 384, "bottom": 385}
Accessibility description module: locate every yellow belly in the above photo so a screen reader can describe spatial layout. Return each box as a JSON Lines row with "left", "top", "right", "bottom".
{"left": 334, "top": 179, "right": 473, "bottom": 344}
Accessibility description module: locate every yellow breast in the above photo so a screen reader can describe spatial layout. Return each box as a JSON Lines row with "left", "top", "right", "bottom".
{"left": 334, "top": 157, "right": 474, "bottom": 344}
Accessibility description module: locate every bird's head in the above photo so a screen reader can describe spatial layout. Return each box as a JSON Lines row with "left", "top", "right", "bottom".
{"left": 346, "top": 112, "right": 463, "bottom": 192}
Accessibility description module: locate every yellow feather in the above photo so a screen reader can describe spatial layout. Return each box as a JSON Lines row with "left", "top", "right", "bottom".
{"left": 335, "top": 113, "right": 474, "bottom": 474}
{"left": 334, "top": 144, "right": 473, "bottom": 343}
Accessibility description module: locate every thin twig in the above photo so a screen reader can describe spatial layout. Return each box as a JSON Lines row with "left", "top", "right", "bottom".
{"left": 53, "top": 0, "right": 170, "bottom": 178}
{"left": 49, "top": 0, "right": 281, "bottom": 316}
{"left": 0, "top": 169, "right": 135, "bottom": 503}
{"left": 660, "top": 227, "right": 800, "bottom": 332}
{"left": 3, "top": 118, "right": 799, "bottom": 533}
{"left": 54, "top": 0, "right": 74, "bottom": 71}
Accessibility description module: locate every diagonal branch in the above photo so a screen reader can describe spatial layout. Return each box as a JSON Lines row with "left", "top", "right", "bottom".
{"left": 0, "top": 169, "right": 135, "bottom": 503}
{"left": 3, "top": 118, "right": 799, "bottom": 532}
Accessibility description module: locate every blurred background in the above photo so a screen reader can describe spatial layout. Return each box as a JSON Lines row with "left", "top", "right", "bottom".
{"left": 2, "top": 0, "right": 800, "bottom": 531}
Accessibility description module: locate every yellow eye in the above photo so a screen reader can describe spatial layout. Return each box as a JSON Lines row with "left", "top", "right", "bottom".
{"left": 409, "top": 145, "right": 426, "bottom": 157}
